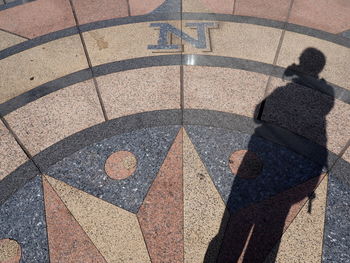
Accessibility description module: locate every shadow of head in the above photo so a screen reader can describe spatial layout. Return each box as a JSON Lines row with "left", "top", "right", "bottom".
{"left": 285, "top": 47, "right": 326, "bottom": 79}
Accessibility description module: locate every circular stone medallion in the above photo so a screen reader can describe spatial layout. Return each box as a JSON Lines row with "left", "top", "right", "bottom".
{"left": 229, "top": 150, "right": 263, "bottom": 179}
{"left": 0, "top": 239, "right": 21, "bottom": 263}
{"left": 104, "top": 151, "right": 137, "bottom": 180}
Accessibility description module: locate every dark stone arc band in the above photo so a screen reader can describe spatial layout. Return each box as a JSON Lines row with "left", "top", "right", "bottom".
{"left": 0, "top": 12, "right": 349, "bottom": 61}
{"left": 1, "top": 109, "right": 347, "bottom": 206}
{"left": 1, "top": 55, "right": 349, "bottom": 116}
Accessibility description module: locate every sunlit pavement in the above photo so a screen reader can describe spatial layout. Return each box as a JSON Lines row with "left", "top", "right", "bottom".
{"left": 0, "top": 0, "right": 349, "bottom": 262}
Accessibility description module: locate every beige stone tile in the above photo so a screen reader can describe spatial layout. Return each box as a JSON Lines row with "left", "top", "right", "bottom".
{"left": 84, "top": 21, "right": 281, "bottom": 66}
{"left": 45, "top": 176, "right": 151, "bottom": 263}
{"left": 183, "top": 130, "right": 229, "bottom": 262}
{"left": 97, "top": 66, "right": 180, "bottom": 120}
{"left": 0, "top": 120, "right": 28, "bottom": 181}
{"left": 0, "top": 35, "right": 88, "bottom": 104}
{"left": 277, "top": 31, "right": 350, "bottom": 90}
{"left": 183, "top": 0, "right": 212, "bottom": 13}
{"left": 183, "top": 21, "right": 282, "bottom": 64}
{"left": 0, "top": 30, "right": 26, "bottom": 51}
{"left": 185, "top": 0, "right": 235, "bottom": 14}
{"left": 0, "top": 239, "right": 21, "bottom": 262}
{"left": 129, "top": 0, "right": 165, "bottom": 15}
{"left": 83, "top": 21, "right": 180, "bottom": 66}
{"left": 184, "top": 66, "right": 268, "bottom": 117}
{"left": 263, "top": 77, "right": 350, "bottom": 154}
{"left": 264, "top": 176, "right": 328, "bottom": 263}
{"left": 5, "top": 80, "right": 104, "bottom": 155}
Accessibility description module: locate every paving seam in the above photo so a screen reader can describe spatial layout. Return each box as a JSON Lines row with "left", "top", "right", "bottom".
{"left": 43, "top": 176, "right": 109, "bottom": 263}
{"left": 0, "top": 55, "right": 350, "bottom": 116}
{"left": 261, "top": 173, "right": 328, "bottom": 262}
{"left": 0, "top": 28, "right": 29, "bottom": 40}
{"left": 126, "top": 0, "right": 131, "bottom": 17}
{"left": 0, "top": 115, "right": 44, "bottom": 204}
{"left": 232, "top": 0, "right": 236, "bottom": 14}
{"left": 132, "top": 126, "right": 181, "bottom": 215}
{"left": 135, "top": 215, "right": 153, "bottom": 262}
{"left": 28, "top": 109, "right": 338, "bottom": 179}
{"left": 39, "top": 175, "right": 51, "bottom": 263}
{"left": 0, "top": 0, "right": 36, "bottom": 11}
{"left": 0, "top": 27, "right": 79, "bottom": 60}
{"left": 1, "top": 110, "right": 345, "bottom": 209}
{"left": 0, "top": 161, "right": 41, "bottom": 205}
{"left": 327, "top": 138, "right": 350, "bottom": 173}
{"left": 68, "top": 0, "right": 109, "bottom": 121}
{"left": 183, "top": 124, "right": 232, "bottom": 259}
{"left": 0, "top": 116, "right": 42, "bottom": 173}
{"left": 180, "top": 4, "right": 185, "bottom": 263}
{"left": 1, "top": 55, "right": 348, "bottom": 116}
{"left": 320, "top": 174, "right": 331, "bottom": 263}
{"left": 258, "top": 0, "right": 295, "bottom": 119}
{"left": 0, "top": 14, "right": 348, "bottom": 61}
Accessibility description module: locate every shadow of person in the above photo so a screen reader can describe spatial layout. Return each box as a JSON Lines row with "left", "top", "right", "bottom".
{"left": 204, "top": 47, "right": 334, "bottom": 263}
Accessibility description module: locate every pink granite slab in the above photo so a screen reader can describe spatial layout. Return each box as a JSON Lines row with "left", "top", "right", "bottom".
{"left": 137, "top": 129, "right": 183, "bottom": 263}
{"left": 0, "top": 0, "right": 75, "bottom": 39}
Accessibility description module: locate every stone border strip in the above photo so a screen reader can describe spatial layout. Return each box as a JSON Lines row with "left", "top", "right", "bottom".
{"left": 1, "top": 109, "right": 345, "bottom": 206}
{"left": 0, "top": 13, "right": 348, "bottom": 61}
{"left": 0, "top": 26, "right": 79, "bottom": 60}
{"left": 0, "top": 0, "right": 36, "bottom": 11}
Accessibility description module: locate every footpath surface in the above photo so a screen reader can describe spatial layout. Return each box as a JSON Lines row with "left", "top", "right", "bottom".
{"left": 0, "top": 0, "right": 349, "bottom": 262}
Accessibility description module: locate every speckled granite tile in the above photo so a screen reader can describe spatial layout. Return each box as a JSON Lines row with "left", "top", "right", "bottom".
{"left": 0, "top": 30, "right": 26, "bottom": 51}
{"left": 195, "top": 0, "right": 235, "bottom": 14}
{"left": 322, "top": 159, "right": 350, "bottom": 263}
{"left": 104, "top": 151, "right": 137, "bottom": 180}
{"left": 182, "top": 0, "right": 211, "bottom": 13}
{"left": 263, "top": 78, "right": 350, "bottom": 154}
{"left": 0, "top": 176, "right": 49, "bottom": 262}
{"left": 43, "top": 178, "right": 107, "bottom": 263}
{"left": 289, "top": 0, "right": 350, "bottom": 34}
{"left": 129, "top": 0, "right": 165, "bottom": 15}
{"left": 183, "top": 22, "right": 282, "bottom": 65}
{"left": 0, "top": 0, "right": 75, "bottom": 39}
{"left": 46, "top": 176, "right": 151, "bottom": 262}
{"left": 0, "top": 238, "right": 21, "bottom": 262}
{"left": 83, "top": 21, "right": 181, "bottom": 66}
{"left": 0, "top": 120, "right": 28, "bottom": 181}
{"left": 235, "top": 0, "right": 291, "bottom": 22}
{"left": 218, "top": 175, "right": 323, "bottom": 262}
{"left": 264, "top": 176, "right": 328, "bottom": 263}
{"left": 72, "top": 0, "right": 128, "bottom": 25}
{"left": 137, "top": 129, "right": 183, "bottom": 263}
{"left": 46, "top": 126, "right": 180, "bottom": 213}
{"left": 184, "top": 66, "right": 267, "bottom": 118}
{"left": 151, "top": 0, "right": 180, "bottom": 13}
{"left": 276, "top": 32, "right": 350, "bottom": 90}
{"left": 5, "top": 80, "right": 104, "bottom": 155}
{"left": 0, "top": 35, "right": 88, "bottom": 104}
{"left": 184, "top": 130, "right": 228, "bottom": 263}
{"left": 342, "top": 30, "right": 350, "bottom": 39}
{"left": 0, "top": 161, "right": 40, "bottom": 205}
{"left": 185, "top": 125, "right": 325, "bottom": 213}
{"left": 97, "top": 66, "right": 180, "bottom": 120}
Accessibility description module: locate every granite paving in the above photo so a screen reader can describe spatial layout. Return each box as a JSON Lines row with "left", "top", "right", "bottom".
{"left": 0, "top": 0, "right": 349, "bottom": 262}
